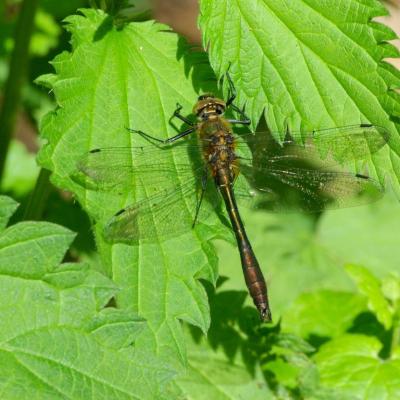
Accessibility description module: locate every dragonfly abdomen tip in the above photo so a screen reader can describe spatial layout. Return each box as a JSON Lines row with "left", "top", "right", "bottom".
{"left": 261, "top": 308, "right": 272, "bottom": 322}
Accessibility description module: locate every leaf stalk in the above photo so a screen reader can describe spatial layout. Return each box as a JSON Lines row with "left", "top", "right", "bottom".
{"left": 0, "top": 0, "right": 39, "bottom": 182}
{"left": 23, "top": 168, "right": 52, "bottom": 221}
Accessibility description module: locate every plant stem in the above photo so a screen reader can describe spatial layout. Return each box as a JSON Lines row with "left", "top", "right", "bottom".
{"left": 23, "top": 168, "right": 53, "bottom": 221}
{"left": 0, "top": 0, "right": 39, "bottom": 182}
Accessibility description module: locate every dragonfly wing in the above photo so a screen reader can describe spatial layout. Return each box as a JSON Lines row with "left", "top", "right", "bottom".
{"left": 75, "top": 143, "right": 222, "bottom": 243}
{"left": 235, "top": 124, "right": 389, "bottom": 167}
{"left": 75, "top": 146, "right": 198, "bottom": 190}
{"left": 103, "top": 174, "right": 219, "bottom": 243}
{"left": 76, "top": 125, "right": 389, "bottom": 190}
{"left": 237, "top": 165, "right": 383, "bottom": 212}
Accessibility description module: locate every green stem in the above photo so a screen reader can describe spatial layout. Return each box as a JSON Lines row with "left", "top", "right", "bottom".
{"left": 0, "top": 0, "right": 39, "bottom": 181}
{"left": 23, "top": 168, "right": 53, "bottom": 221}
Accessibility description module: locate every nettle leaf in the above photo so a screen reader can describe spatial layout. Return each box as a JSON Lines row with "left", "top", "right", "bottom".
{"left": 346, "top": 264, "right": 393, "bottom": 329}
{"left": 0, "top": 196, "right": 172, "bottom": 399}
{"left": 314, "top": 334, "right": 400, "bottom": 399}
{"left": 199, "top": 0, "right": 400, "bottom": 192}
{"left": 37, "top": 9, "right": 225, "bottom": 367}
{"left": 0, "top": 195, "right": 18, "bottom": 229}
{"left": 281, "top": 290, "right": 367, "bottom": 339}
{"left": 381, "top": 274, "right": 400, "bottom": 304}
{"left": 173, "top": 328, "right": 274, "bottom": 399}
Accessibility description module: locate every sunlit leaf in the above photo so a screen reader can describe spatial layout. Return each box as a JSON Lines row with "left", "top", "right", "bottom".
{"left": 381, "top": 274, "right": 400, "bottom": 304}
{"left": 37, "top": 9, "right": 223, "bottom": 369}
{"left": 314, "top": 334, "right": 400, "bottom": 399}
{"left": 173, "top": 327, "right": 274, "bottom": 399}
{"left": 346, "top": 264, "right": 393, "bottom": 329}
{"left": 0, "top": 195, "right": 18, "bottom": 229}
{"left": 199, "top": 0, "right": 400, "bottom": 193}
{"left": 0, "top": 196, "right": 172, "bottom": 399}
{"left": 281, "top": 290, "right": 367, "bottom": 339}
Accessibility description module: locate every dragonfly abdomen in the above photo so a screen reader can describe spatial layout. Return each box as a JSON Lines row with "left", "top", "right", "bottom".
{"left": 215, "top": 168, "right": 271, "bottom": 321}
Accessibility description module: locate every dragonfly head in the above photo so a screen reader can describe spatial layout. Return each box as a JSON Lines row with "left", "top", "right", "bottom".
{"left": 194, "top": 94, "right": 226, "bottom": 120}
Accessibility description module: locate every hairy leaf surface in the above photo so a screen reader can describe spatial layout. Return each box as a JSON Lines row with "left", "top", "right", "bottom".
{"left": 37, "top": 9, "right": 225, "bottom": 368}
{"left": 200, "top": 0, "right": 400, "bottom": 192}
{"left": 0, "top": 196, "right": 172, "bottom": 399}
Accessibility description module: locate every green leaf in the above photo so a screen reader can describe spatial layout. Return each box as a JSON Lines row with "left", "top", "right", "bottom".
{"left": 314, "top": 334, "right": 400, "bottom": 400}
{"left": 0, "top": 223, "right": 76, "bottom": 279}
{"left": 263, "top": 357, "right": 299, "bottom": 389}
{"left": 382, "top": 274, "right": 400, "bottom": 304}
{"left": 0, "top": 195, "right": 18, "bottom": 229}
{"left": 174, "top": 328, "right": 274, "bottom": 400}
{"left": 346, "top": 264, "right": 393, "bottom": 330}
{"left": 264, "top": 333, "right": 344, "bottom": 399}
{"left": 199, "top": 0, "right": 400, "bottom": 191}
{"left": 37, "top": 9, "right": 223, "bottom": 367}
{"left": 281, "top": 290, "right": 367, "bottom": 339}
{"left": 0, "top": 196, "right": 173, "bottom": 399}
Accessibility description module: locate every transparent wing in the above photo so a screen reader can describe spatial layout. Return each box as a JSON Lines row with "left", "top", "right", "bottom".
{"left": 75, "top": 146, "right": 199, "bottom": 190}
{"left": 236, "top": 124, "right": 389, "bottom": 167}
{"left": 234, "top": 124, "right": 387, "bottom": 212}
{"left": 75, "top": 124, "right": 388, "bottom": 190}
{"left": 103, "top": 173, "right": 221, "bottom": 243}
{"left": 75, "top": 144, "right": 219, "bottom": 244}
{"left": 236, "top": 164, "right": 383, "bottom": 212}
{"left": 75, "top": 123, "right": 388, "bottom": 240}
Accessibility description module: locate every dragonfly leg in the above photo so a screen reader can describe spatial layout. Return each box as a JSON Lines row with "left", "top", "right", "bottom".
{"left": 227, "top": 103, "right": 251, "bottom": 125}
{"left": 127, "top": 126, "right": 196, "bottom": 144}
{"left": 171, "top": 103, "right": 195, "bottom": 126}
{"left": 192, "top": 169, "right": 208, "bottom": 228}
{"left": 225, "top": 69, "right": 237, "bottom": 107}
{"left": 225, "top": 70, "right": 251, "bottom": 125}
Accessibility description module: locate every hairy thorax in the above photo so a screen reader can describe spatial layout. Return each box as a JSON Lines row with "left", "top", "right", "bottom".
{"left": 198, "top": 117, "right": 239, "bottom": 183}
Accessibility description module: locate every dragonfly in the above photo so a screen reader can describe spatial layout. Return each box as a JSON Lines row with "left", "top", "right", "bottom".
{"left": 76, "top": 73, "right": 389, "bottom": 322}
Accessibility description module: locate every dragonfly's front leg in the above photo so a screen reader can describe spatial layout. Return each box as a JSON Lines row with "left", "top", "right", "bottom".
{"left": 171, "top": 103, "right": 195, "bottom": 127}
{"left": 127, "top": 126, "right": 196, "bottom": 144}
{"left": 127, "top": 103, "right": 197, "bottom": 144}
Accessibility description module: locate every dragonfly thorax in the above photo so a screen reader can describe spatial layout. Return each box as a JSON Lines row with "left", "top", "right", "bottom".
{"left": 193, "top": 94, "right": 226, "bottom": 121}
